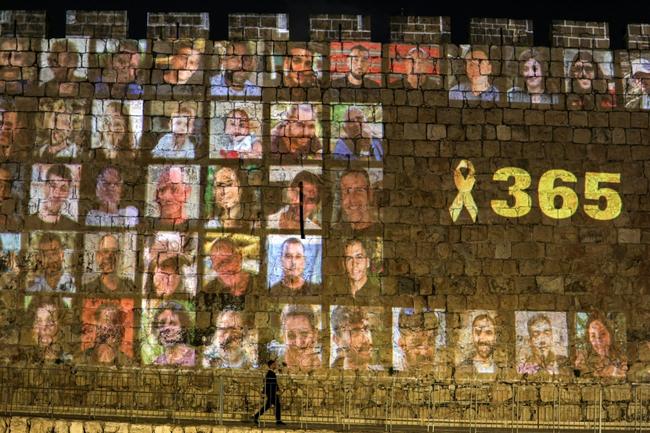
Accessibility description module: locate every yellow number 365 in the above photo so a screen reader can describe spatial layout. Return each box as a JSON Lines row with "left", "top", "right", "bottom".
{"left": 491, "top": 168, "right": 622, "bottom": 221}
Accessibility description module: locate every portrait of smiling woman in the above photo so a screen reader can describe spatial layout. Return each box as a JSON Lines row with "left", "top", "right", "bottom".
{"left": 24, "top": 295, "right": 72, "bottom": 364}
{"left": 141, "top": 300, "right": 195, "bottom": 367}
{"left": 507, "top": 49, "right": 558, "bottom": 105}
{"left": 205, "top": 165, "right": 260, "bottom": 230}
{"left": 574, "top": 311, "right": 628, "bottom": 378}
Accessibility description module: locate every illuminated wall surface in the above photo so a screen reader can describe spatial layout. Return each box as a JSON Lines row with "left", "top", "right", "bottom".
{"left": 2, "top": 14, "right": 650, "bottom": 389}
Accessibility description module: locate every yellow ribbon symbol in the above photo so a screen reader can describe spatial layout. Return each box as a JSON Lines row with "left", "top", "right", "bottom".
{"left": 449, "top": 160, "right": 478, "bottom": 222}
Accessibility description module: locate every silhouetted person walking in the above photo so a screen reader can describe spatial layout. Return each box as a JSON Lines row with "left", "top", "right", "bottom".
{"left": 252, "top": 360, "right": 285, "bottom": 425}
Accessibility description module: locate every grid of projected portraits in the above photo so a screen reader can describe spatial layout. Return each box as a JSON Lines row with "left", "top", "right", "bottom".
{"left": 0, "top": 38, "right": 645, "bottom": 378}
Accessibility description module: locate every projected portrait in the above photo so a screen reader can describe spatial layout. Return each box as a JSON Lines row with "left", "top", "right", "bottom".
{"left": 157, "top": 40, "right": 204, "bottom": 86}
{"left": 330, "top": 305, "right": 384, "bottom": 371}
{"left": 140, "top": 299, "right": 195, "bottom": 366}
{"left": 0, "top": 97, "right": 27, "bottom": 162}
{"left": 270, "top": 42, "right": 324, "bottom": 88}
{"left": 23, "top": 295, "right": 72, "bottom": 364}
{"left": 267, "top": 166, "right": 322, "bottom": 230}
{"left": 515, "top": 311, "right": 569, "bottom": 375}
{"left": 330, "top": 42, "right": 381, "bottom": 88}
{"left": 150, "top": 102, "right": 201, "bottom": 159}
{"left": 142, "top": 232, "right": 198, "bottom": 298}
{"left": 449, "top": 46, "right": 500, "bottom": 102}
{"left": 574, "top": 311, "right": 627, "bottom": 378}
{"left": 0, "top": 233, "right": 20, "bottom": 290}
{"left": 209, "top": 102, "right": 263, "bottom": 159}
{"left": 27, "top": 164, "right": 81, "bottom": 230}
{"left": 564, "top": 49, "right": 615, "bottom": 109}
{"left": 392, "top": 308, "right": 445, "bottom": 372}
{"left": 201, "top": 233, "right": 259, "bottom": 311}
{"left": 329, "top": 237, "right": 382, "bottom": 299}
{"left": 91, "top": 100, "right": 143, "bottom": 160}
{"left": 145, "top": 165, "right": 200, "bottom": 227}
{"left": 95, "top": 39, "right": 145, "bottom": 98}
{"left": 387, "top": 44, "right": 441, "bottom": 89}
{"left": 331, "top": 167, "right": 382, "bottom": 237}
{"left": 204, "top": 165, "right": 261, "bottom": 229}
{"left": 455, "top": 310, "right": 500, "bottom": 375}
{"left": 39, "top": 38, "right": 88, "bottom": 84}
{"left": 85, "top": 165, "right": 139, "bottom": 228}
{"left": 270, "top": 102, "right": 323, "bottom": 162}
{"left": 34, "top": 98, "right": 88, "bottom": 159}
{"left": 267, "top": 235, "right": 322, "bottom": 296}
{"left": 267, "top": 304, "right": 322, "bottom": 371}
{"left": 82, "top": 232, "right": 137, "bottom": 295}
{"left": 625, "top": 57, "right": 650, "bottom": 110}
{"left": 80, "top": 298, "right": 135, "bottom": 366}
{"left": 0, "top": 163, "right": 25, "bottom": 230}
{"left": 507, "top": 48, "right": 558, "bottom": 105}
{"left": 202, "top": 309, "right": 257, "bottom": 368}
{"left": 25, "top": 231, "right": 77, "bottom": 293}
{"left": 331, "top": 103, "right": 383, "bottom": 161}
{"left": 210, "top": 40, "right": 261, "bottom": 98}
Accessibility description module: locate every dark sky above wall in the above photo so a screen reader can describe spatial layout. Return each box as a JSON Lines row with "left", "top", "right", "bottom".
{"left": 10, "top": 0, "right": 647, "bottom": 48}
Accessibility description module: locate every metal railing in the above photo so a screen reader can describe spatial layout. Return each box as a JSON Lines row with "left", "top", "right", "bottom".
{"left": 0, "top": 366, "right": 648, "bottom": 431}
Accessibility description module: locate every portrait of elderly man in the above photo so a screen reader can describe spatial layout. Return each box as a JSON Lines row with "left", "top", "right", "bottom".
{"left": 0, "top": 164, "right": 22, "bottom": 230}
{"left": 331, "top": 44, "right": 380, "bottom": 88}
{"left": 86, "top": 166, "right": 139, "bottom": 228}
{"left": 84, "top": 234, "right": 136, "bottom": 294}
{"left": 394, "top": 308, "right": 441, "bottom": 372}
{"left": 456, "top": 313, "right": 498, "bottom": 375}
{"left": 269, "top": 237, "right": 320, "bottom": 297}
{"left": 149, "top": 165, "right": 198, "bottom": 228}
{"left": 330, "top": 305, "right": 382, "bottom": 371}
{"left": 516, "top": 313, "right": 569, "bottom": 376}
{"left": 202, "top": 309, "right": 255, "bottom": 368}
{"left": 26, "top": 232, "right": 76, "bottom": 293}
{"left": 331, "top": 168, "right": 381, "bottom": 237}
{"left": 27, "top": 164, "right": 79, "bottom": 230}
{"left": 210, "top": 41, "right": 261, "bottom": 97}
{"left": 162, "top": 42, "right": 203, "bottom": 85}
{"left": 626, "top": 58, "right": 650, "bottom": 110}
{"left": 81, "top": 302, "right": 132, "bottom": 366}
{"left": 333, "top": 105, "right": 383, "bottom": 161}
{"left": 278, "top": 304, "right": 321, "bottom": 370}
{"left": 0, "top": 98, "right": 21, "bottom": 161}
{"left": 201, "top": 237, "right": 256, "bottom": 311}
{"left": 283, "top": 46, "right": 319, "bottom": 87}
{"left": 270, "top": 103, "right": 322, "bottom": 161}
{"left": 449, "top": 48, "right": 500, "bottom": 102}
{"left": 268, "top": 170, "right": 322, "bottom": 230}
{"left": 151, "top": 105, "right": 198, "bottom": 159}
{"left": 149, "top": 301, "right": 195, "bottom": 366}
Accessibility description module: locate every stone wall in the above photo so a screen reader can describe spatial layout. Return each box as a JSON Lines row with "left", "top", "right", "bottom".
{"left": 0, "top": 9, "right": 649, "bottom": 425}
